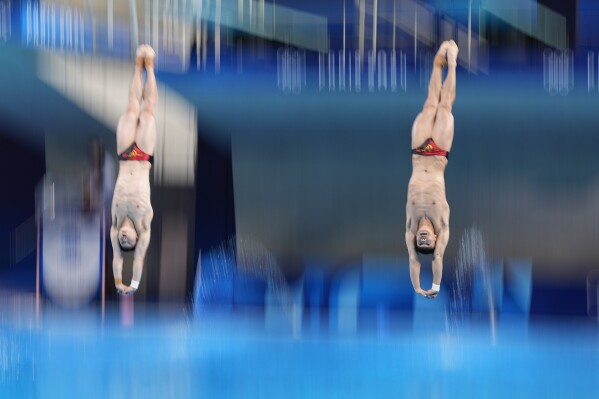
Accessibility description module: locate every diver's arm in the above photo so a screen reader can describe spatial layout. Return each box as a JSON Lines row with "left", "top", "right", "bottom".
{"left": 129, "top": 212, "right": 153, "bottom": 293}
{"left": 406, "top": 229, "right": 427, "bottom": 297}
{"left": 425, "top": 226, "right": 449, "bottom": 298}
{"left": 110, "top": 222, "right": 127, "bottom": 294}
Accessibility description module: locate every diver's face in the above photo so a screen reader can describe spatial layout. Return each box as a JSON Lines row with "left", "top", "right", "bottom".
{"left": 416, "top": 222, "right": 437, "bottom": 250}
{"left": 118, "top": 225, "right": 138, "bottom": 250}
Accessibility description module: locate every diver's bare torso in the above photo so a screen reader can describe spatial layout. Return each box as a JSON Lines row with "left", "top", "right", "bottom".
{"left": 111, "top": 160, "right": 153, "bottom": 231}
{"left": 406, "top": 155, "right": 449, "bottom": 236}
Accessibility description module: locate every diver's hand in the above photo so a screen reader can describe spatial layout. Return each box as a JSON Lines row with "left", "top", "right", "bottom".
{"left": 116, "top": 284, "right": 136, "bottom": 296}
{"left": 423, "top": 289, "right": 438, "bottom": 299}
{"left": 415, "top": 287, "right": 429, "bottom": 297}
{"left": 116, "top": 282, "right": 127, "bottom": 295}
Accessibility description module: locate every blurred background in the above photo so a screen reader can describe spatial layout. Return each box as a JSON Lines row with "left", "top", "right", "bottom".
{"left": 1, "top": 1, "right": 599, "bottom": 397}
{"left": 1, "top": 0, "right": 598, "bottom": 313}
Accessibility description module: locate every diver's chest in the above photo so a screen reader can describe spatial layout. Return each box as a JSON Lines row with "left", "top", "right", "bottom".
{"left": 113, "top": 187, "right": 151, "bottom": 216}
{"left": 408, "top": 187, "right": 447, "bottom": 214}
{"left": 409, "top": 200, "right": 444, "bottom": 218}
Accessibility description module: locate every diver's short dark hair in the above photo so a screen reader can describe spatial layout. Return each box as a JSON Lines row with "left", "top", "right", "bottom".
{"left": 415, "top": 245, "right": 435, "bottom": 255}
{"left": 119, "top": 243, "right": 136, "bottom": 252}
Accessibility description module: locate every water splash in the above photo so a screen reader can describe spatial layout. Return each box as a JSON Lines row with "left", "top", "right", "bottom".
{"left": 450, "top": 226, "right": 496, "bottom": 341}
{"left": 235, "top": 235, "right": 294, "bottom": 313}
{"left": 195, "top": 235, "right": 295, "bottom": 323}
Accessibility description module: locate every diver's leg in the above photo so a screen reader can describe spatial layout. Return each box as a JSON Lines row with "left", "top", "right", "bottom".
{"left": 431, "top": 40, "right": 458, "bottom": 152}
{"left": 411, "top": 41, "right": 450, "bottom": 149}
{"left": 116, "top": 46, "right": 145, "bottom": 154}
{"left": 136, "top": 45, "right": 157, "bottom": 155}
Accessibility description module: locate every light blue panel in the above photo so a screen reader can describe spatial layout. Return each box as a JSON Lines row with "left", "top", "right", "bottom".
{"left": 503, "top": 258, "right": 533, "bottom": 315}
{"left": 265, "top": 275, "right": 305, "bottom": 333}
{"left": 329, "top": 265, "right": 362, "bottom": 334}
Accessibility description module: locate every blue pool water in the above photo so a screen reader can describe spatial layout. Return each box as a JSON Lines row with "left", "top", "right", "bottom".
{"left": 1, "top": 298, "right": 598, "bottom": 399}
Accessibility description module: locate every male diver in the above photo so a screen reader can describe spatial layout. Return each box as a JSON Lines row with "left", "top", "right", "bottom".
{"left": 110, "top": 45, "right": 157, "bottom": 295}
{"left": 405, "top": 40, "right": 458, "bottom": 299}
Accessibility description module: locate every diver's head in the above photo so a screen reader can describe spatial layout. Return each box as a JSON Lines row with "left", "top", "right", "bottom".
{"left": 118, "top": 223, "right": 138, "bottom": 251}
{"left": 415, "top": 217, "right": 436, "bottom": 254}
